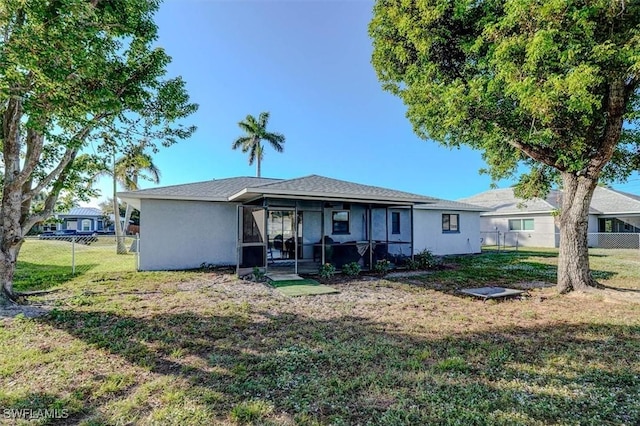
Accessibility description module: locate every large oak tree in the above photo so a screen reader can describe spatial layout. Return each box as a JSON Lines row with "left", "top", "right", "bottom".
{"left": 0, "top": 0, "right": 197, "bottom": 304}
{"left": 370, "top": 0, "right": 640, "bottom": 293}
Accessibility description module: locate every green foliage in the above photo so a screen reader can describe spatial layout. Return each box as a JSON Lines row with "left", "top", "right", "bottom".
{"left": 415, "top": 249, "right": 441, "bottom": 270}
{"left": 341, "top": 261, "right": 361, "bottom": 277}
{"left": 370, "top": 0, "right": 640, "bottom": 187}
{"left": 318, "top": 263, "right": 336, "bottom": 280}
{"left": 405, "top": 258, "right": 420, "bottom": 271}
{"left": 373, "top": 259, "right": 392, "bottom": 275}
{"left": 232, "top": 111, "right": 285, "bottom": 177}
{"left": 229, "top": 400, "right": 273, "bottom": 424}
{"left": 434, "top": 356, "right": 469, "bottom": 373}
{"left": 0, "top": 0, "right": 198, "bottom": 234}
{"left": 252, "top": 267, "right": 265, "bottom": 282}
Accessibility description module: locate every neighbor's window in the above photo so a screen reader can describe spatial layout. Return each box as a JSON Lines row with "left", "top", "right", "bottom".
{"left": 509, "top": 218, "right": 534, "bottom": 231}
{"left": 442, "top": 214, "right": 459, "bottom": 232}
{"left": 81, "top": 219, "right": 92, "bottom": 231}
{"left": 391, "top": 211, "right": 401, "bottom": 234}
{"left": 332, "top": 211, "right": 350, "bottom": 234}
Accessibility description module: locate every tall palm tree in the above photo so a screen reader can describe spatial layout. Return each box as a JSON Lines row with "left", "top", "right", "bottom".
{"left": 115, "top": 144, "right": 161, "bottom": 232}
{"left": 92, "top": 141, "right": 161, "bottom": 254}
{"left": 232, "top": 112, "right": 285, "bottom": 177}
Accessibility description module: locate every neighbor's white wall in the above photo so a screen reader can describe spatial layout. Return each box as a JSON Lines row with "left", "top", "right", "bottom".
{"left": 480, "top": 213, "right": 558, "bottom": 247}
{"left": 587, "top": 214, "right": 599, "bottom": 247}
{"left": 413, "top": 210, "right": 481, "bottom": 255}
{"left": 139, "top": 199, "right": 239, "bottom": 271}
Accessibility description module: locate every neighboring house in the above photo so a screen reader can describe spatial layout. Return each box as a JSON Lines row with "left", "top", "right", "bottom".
{"left": 119, "top": 175, "right": 486, "bottom": 273}
{"left": 54, "top": 207, "right": 108, "bottom": 233}
{"left": 460, "top": 187, "right": 640, "bottom": 248}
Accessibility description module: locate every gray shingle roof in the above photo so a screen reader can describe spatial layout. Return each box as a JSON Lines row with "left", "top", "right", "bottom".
{"left": 590, "top": 187, "right": 640, "bottom": 214}
{"left": 118, "top": 177, "right": 280, "bottom": 202}
{"left": 119, "top": 174, "right": 485, "bottom": 208}
{"left": 238, "top": 175, "right": 439, "bottom": 203}
{"left": 415, "top": 199, "right": 489, "bottom": 212}
{"left": 460, "top": 187, "right": 640, "bottom": 215}
{"left": 459, "top": 188, "right": 559, "bottom": 214}
{"left": 58, "top": 207, "right": 103, "bottom": 217}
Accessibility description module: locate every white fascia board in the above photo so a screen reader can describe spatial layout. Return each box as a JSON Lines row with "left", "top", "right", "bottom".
{"left": 596, "top": 212, "right": 640, "bottom": 217}
{"left": 116, "top": 192, "right": 228, "bottom": 203}
{"left": 479, "top": 210, "right": 554, "bottom": 217}
{"left": 228, "top": 187, "right": 436, "bottom": 205}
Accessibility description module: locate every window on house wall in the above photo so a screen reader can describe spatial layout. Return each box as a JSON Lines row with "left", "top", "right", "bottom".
{"left": 332, "top": 211, "right": 350, "bottom": 234}
{"left": 391, "top": 211, "right": 400, "bottom": 234}
{"left": 508, "top": 218, "right": 535, "bottom": 231}
{"left": 442, "top": 214, "right": 459, "bottom": 232}
{"left": 82, "top": 219, "right": 92, "bottom": 231}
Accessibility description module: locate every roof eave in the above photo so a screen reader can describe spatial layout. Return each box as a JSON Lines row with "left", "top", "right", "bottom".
{"left": 117, "top": 192, "right": 229, "bottom": 203}
{"left": 228, "top": 187, "right": 435, "bottom": 205}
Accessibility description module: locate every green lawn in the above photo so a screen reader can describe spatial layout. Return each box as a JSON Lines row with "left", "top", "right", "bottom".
{"left": 14, "top": 238, "right": 137, "bottom": 292}
{"left": 1, "top": 248, "right": 639, "bottom": 425}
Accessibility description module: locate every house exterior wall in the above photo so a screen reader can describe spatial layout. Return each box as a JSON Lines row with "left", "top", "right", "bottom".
{"left": 59, "top": 216, "right": 104, "bottom": 232}
{"left": 587, "top": 214, "right": 599, "bottom": 247}
{"left": 139, "top": 199, "right": 482, "bottom": 271}
{"left": 139, "top": 199, "right": 239, "bottom": 270}
{"left": 413, "top": 210, "right": 481, "bottom": 255}
{"left": 479, "top": 212, "right": 558, "bottom": 247}
{"left": 322, "top": 204, "right": 368, "bottom": 243}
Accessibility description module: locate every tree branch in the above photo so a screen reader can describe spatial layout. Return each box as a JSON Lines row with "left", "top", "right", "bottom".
{"left": 586, "top": 78, "right": 628, "bottom": 178}
{"left": 507, "top": 138, "right": 565, "bottom": 171}
{"left": 14, "top": 127, "right": 44, "bottom": 186}
{"left": 23, "top": 113, "right": 108, "bottom": 202}
{"left": 22, "top": 150, "right": 78, "bottom": 233}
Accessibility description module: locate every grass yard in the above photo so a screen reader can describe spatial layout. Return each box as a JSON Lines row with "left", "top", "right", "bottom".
{"left": 14, "top": 238, "right": 137, "bottom": 292}
{"left": 1, "top": 248, "right": 639, "bottom": 424}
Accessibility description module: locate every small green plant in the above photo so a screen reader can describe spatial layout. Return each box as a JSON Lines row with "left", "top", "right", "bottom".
{"left": 415, "top": 249, "right": 440, "bottom": 269}
{"left": 318, "top": 263, "right": 336, "bottom": 279}
{"left": 252, "top": 266, "right": 265, "bottom": 282}
{"left": 374, "top": 259, "right": 392, "bottom": 275}
{"left": 342, "top": 261, "right": 361, "bottom": 277}
{"left": 405, "top": 258, "right": 420, "bottom": 271}
{"left": 434, "top": 356, "right": 469, "bottom": 373}
{"left": 229, "top": 400, "right": 273, "bottom": 423}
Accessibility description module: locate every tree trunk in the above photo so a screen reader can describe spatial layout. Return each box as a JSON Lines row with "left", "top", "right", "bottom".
{"left": 0, "top": 250, "right": 18, "bottom": 306}
{"left": 556, "top": 172, "right": 600, "bottom": 293}
{"left": 256, "top": 156, "right": 261, "bottom": 177}
{"left": 123, "top": 203, "right": 133, "bottom": 235}
{"left": 113, "top": 171, "right": 127, "bottom": 255}
{"left": 1, "top": 98, "right": 25, "bottom": 305}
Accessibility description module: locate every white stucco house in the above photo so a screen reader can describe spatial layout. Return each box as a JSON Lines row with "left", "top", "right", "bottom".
{"left": 460, "top": 186, "right": 640, "bottom": 248}
{"left": 119, "top": 175, "right": 485, "bottom": 274}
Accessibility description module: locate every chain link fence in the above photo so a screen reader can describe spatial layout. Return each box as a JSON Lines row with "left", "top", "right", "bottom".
{"left": 481, "top": 231, "right": 640, "bottom": 252}
{"left": 17, "top": 235, "right": 139, "bottom": 286}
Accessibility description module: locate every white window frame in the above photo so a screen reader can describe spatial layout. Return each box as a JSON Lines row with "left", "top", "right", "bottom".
{"left": 442, "top": 213, "right": 460, "bottom": 233}
{"left": 508, "top": 218, "right": 535, "bottom": 231}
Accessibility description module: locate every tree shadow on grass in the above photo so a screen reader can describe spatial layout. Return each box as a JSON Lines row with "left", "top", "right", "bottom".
{"left": 413, "top": 251, "right": 618, "bottom": 297}
{"left": 13, "top": 262, "right": 99, "bottom": 293}
{"left": 36, "top": 308, "right": 640, "bottom": 425}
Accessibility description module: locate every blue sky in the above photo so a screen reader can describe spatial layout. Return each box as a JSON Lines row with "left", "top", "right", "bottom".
{"left": 93, "top": 0, "right": 640, "bottom": 205}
